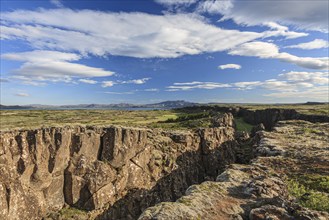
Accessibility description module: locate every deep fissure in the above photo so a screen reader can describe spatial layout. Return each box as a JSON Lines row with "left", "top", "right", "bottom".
{"left": 1, "top": 109, "right": 328, "bottom": 220}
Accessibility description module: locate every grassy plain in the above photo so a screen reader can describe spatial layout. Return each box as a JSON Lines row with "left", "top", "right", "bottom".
{"left": 240, "top": 104, "right": 328, "bottom": 116}
{"left": 0, "top": 103, "right": 327, "bottom": 130}
{"left": 0, "top": 109, "right": 180, "bottom": 130}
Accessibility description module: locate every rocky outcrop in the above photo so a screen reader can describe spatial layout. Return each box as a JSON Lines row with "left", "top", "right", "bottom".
{"left": 139, "top": 120, "right": 329, "bottom": 220}
{"left": 0, "top": 114, "right": 237, "bottom": 220}
{"left": 239, "top": 108, "right": 299, "bottom": 129}
{"left": 139, "top": 163, "right": 289, "bottom": 220}
{"left": 211, "top": 112, "right": 235, "bottom": 128}
{"left": 181, "top": 105, "right": 329, "bottom": 130}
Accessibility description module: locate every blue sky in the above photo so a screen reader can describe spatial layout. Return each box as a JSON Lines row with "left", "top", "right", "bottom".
{"left": 0, "top": 0, "right": 328, "bottom": 105}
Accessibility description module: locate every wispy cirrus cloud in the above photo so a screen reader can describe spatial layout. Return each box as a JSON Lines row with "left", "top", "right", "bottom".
{"left": 154, "top": 0, "right": 197, "bottom": 7}
{"left": 155, "top": 0, "right": 328, "bottom": 32}
{"left": 285, "top": 39, "right": 329, "bottom": 50}
{"left": 264, "top": 86, "right": 329, "bottom": 99}
{"left": 262, "top": 22, "right": 308, "bottom": 39}
{"left": 79, "top": 79, "right": 98, "bottom": 84}
{"left": 144, "top": 88, "right": 159, "bottom": 92}
{"left": 196, "top": 0, "right": 233, "bottom": 15}
{"left": 121, "top": 78, "right": 150, "bottom": 85}
{"left": 166, "top": 71, "right": 328, "bottom": 101}
{"left": 101, "top": 78, "right": 151, "bottom": 88}
{"left": 14, "top": 92, "right": 29, "bottom": 97}
{"left": 104, "top": 91, "right": 135, "bottom": 95}
{"left": 166, "top": 81, "right": 231, "bottom": 91}
{"left": 279, "top": 71, "right": 329, "bottom": 85}
{"left": 215, "top": 0, "right": 328, "bottom": 32}
{"left": 50, "top": 0, "right": 64, "bottom": 8}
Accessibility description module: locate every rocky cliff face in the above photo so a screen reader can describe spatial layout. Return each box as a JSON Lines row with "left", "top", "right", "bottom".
{"left": 139, "top": 120, "right": 329, "bottom": 220}
{"left": 0, "top": 114, "right": 238, "bottom": 220}
{"left": 181, "top": 105, "right": 329, "bottom": 130}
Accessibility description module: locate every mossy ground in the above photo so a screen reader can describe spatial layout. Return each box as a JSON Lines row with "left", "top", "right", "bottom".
{"left": 234, "top": 117, "right": 253, "bottom": 132}
{"left": 287, "top": 177, "right": 329, "bottom": 212}
{"left": 259, "top": 121, "right": 329, "bottom": 212}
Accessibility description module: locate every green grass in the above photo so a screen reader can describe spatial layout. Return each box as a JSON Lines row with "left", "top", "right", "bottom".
{"left": 287, "top": 177, "right": 329, "bottom": 212}
{"left": 59, "top": 207, "right": 87, "bottom": 219}
{"left": 0, "top": 109, "right": 180, "bottom": 130}
{"left": 242, "top": 104, "right": 329, "bottom": 116}
{"left": 235, "top": 117, "right": 253, "bottom": 133}
{"left": 155, "top": 111, "right": 212, "bottom": 129}
{"left": 1, "top": 103, "right": 325, "bottom": 130}
{"left": 291, "top": 174, "right": 329, "bottom": 193}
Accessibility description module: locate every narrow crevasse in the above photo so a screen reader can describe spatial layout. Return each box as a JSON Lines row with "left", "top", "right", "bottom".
{"left": 0, "top": 114, "right": 239, "bottom": 220}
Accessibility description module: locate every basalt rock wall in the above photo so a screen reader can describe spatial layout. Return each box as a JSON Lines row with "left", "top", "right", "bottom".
{"left": 238, "top": 108, "right": 329, "bottom": 129}
{"left": 180, "top": 106, "right": 329, "bottom": 130}
{"left": 0, "top": 115, "right": 237, "bottom": 220}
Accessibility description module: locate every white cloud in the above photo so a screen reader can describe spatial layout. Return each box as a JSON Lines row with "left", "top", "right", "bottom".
{"left": 15, "top": 92, "right": 29, "bottom": 97}
{"left": 50, "top": 0, "right": 64, "bottom": 8}
{"left": 2, "top": 50, "right": 81, "bottom": 62}
{"left": 144, "top": 88, "right": 159, "bottom": 92}
{"left": 279, "top": 71, "right": 329, "bottom": 85}
{"left": 235, "top": 71, "right": 329, "bottom": 100}
{"left": 0, "top": 9, "right": 264, "bottom": 58}
{"left": 276, "top": 53, "right": 329, "bottom": 70}
{"left": 155, "top": 0, "right": 328, "bottom": 32}
{"left": 121, "top": 78, "right": 150, "bottom": 84}
{"left": 217, "top": 0, "right": 329, "bottom": 32}
{"left": 233, "top": 81, "right": 261, "bottom": 90}
{"left": 79, "top": 79, "right": 98, "bottom": 84}
{"left": 229, "top": 41, "right": 329, "bottom": 70}
{"left": 218, "top": 63, "right": 241, "bottom": 70}
{"left": 285, "top": 39, "right": 329, "bottom": 50}
{"left": 229, "top": 41, "right": 279, "bottom": 58}
{"left": 264, "top": 86, "right": 329, "bottom": 100}
{"left": 167, "top": 70, "right": 328, "bottom": 99}
{"left": 101, "top": 78, "right": 150, "bottom": 87}
{"left": 197, "top": 0, "right": 233, "bottom": 15}
{"left": 104, "top": 91, "right": 134, "bottom": 95}
{"left": 167, "top": 81, "right": 231, "bottom": 90}
{"left": 262, "top": 22, "right": 308, "bottom": 39}
{"left": 261, "top": 79, "right": 298, "bottom": 92}
{"left": 102, "top": 81, "right": 115, "bottom": 88}
{"left": 1, "top": 50, "right": 115, "bottom": 84}
{"left": 154, "top": 0, "right": 197, "bottom": 6}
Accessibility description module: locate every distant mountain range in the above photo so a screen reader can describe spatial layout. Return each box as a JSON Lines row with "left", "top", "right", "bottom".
{"left": 1, "top": 101, "right": 327, "bottom": 110}
{"left": 0, "top": 100, "right": 197, "bottom": 110}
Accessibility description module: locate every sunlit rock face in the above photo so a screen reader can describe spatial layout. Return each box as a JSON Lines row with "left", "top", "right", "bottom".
{"left": 0, "top": 114, "right": 237, "bottom": 220}
{"left": 139, "top": 120, "right": 329, "bottom": 220}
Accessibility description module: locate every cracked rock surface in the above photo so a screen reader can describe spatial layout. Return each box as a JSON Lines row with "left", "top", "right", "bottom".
{"left": 139, "top": 120, "right": 329, "bottom": 220}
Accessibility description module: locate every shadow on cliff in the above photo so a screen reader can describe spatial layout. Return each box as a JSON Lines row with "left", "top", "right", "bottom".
{"left": 172, "top": 106, "right": 329, "bottom": 130}
{"left": 95, "top": 140, "right": 237, "bottom": 220}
